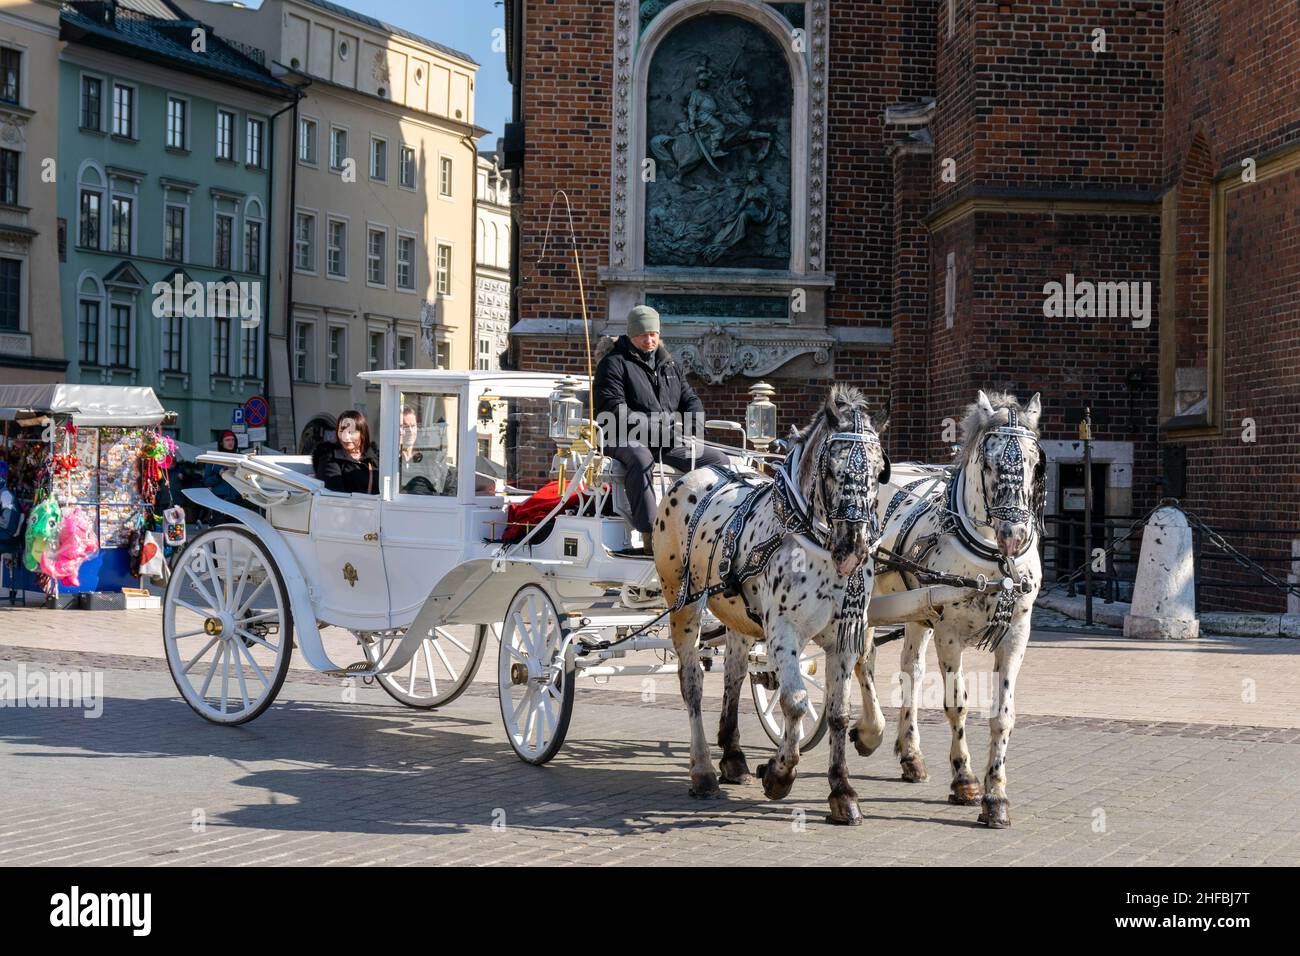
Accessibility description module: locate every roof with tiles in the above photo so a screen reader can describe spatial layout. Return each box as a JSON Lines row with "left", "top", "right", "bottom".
{"left": 60, "top": 0, "right": 297, "bottom": 97}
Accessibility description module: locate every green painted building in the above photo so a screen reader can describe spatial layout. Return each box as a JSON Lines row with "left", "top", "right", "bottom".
{"left": 58, "top": 0, "right": 296, "bottom": 443}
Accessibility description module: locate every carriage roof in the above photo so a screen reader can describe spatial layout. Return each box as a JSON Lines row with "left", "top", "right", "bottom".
{"left": 359, "top": 369, "right": 591, "bottom": 398}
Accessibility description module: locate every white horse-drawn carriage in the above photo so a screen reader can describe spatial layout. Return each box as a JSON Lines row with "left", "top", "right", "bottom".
{"left": 167, "top": 369, "right": 1044, "bottom": 826}
{"left": 165, "top": 369, "right": 830, "bottom": 762}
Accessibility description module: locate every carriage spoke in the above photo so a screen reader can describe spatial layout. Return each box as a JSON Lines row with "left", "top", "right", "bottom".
{"left": 239, "top": 610, "right": 279, "bottom": 625}
{"left": 206, "top": 542, "right": 227, "bottom": 612}
{"left": 235, "top": 628, "right": 278, "bottom": 654}
{"left": 183, "top": 637, "right": 220, "bottom": 674}
{"left": 234, "top": 577, "right": 270, "bottom": 619}
{"left": 405, "top": 653, "right": 418, "bottom": 696}
{"left": 198, "top": 641, "right": 223, "bottom": 697}
{"left": 220, "top": 643, "right": 230, "bottom": 713}
{"left": 235, "top": 639, "right": 270, "bottom": 687}
{"left": 231, "top": 639, "right": 250, "bottom": 711}
{"left": 422, "top": 642, "right": 440, "bottom": 696}
{"left": 430, "top": 639, "right": 456, "bottom": 684}
{"left": 171, "top": 627, "right": 207, "bottom": 640}
{"left": 437, "top": 629, "right": 472, "bottom": 654}
{"left": 183, "top": 568, "right": 220, "bottom": 614}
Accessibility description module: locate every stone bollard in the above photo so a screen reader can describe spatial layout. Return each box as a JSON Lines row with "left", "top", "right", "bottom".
{"left": 1123, "top": 505, "right": 1199, "bottom": 640}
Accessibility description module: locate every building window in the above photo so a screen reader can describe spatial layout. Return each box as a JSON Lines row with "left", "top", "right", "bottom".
{"left": 79, "top": 189, "right": 101, "bottom": 248}
{"left": 216, "top": 109, "right": 235, "bottom": 160}
{"left": 80, "top": 76, "right": 102, "bottom": 131}
{"left": 79, "top": 300, "right": 100, "bottom": 364}
{"left": 944, "top": 251, "right": 956, "bottom": 329}
{"left": 436, "top": 243, "right": 451, "bottom": 296}
{"left": 161, "top": 313, "right": 184, "bottom": 372}
{"left": 0, "top": 48, "right": 19, "bottom": 105}
{"left": 367, "top": 228, "right": 386, "bottom": 285}
{"left": 299, "top": 117, "right": 317, "bottom": 164}
{"left": 214, "top": 212, "right": 234, "bottom": 269}
{"left": 164, "top": 205, "right": 186, "bottom": 262}
{"left": 368, "top": 330, "right": 385, "bottom": 371}
{"left": 295, "top": 212, "right": 315, "bottom": 271}
{"left": 294, "top": 321, "right": 314, "bottom": 380}
{"left": 240, "top": 325, "right": 258, "bottom": 378}
{"left": 212, "top": 314, "right": 231, "bottom": 377}
{"left": 476, "top": 337, "right": 491, "bottom": 371}
{"left": 109, "top": 303, "right": 131, "bottom": 368}
{"left": 246, "top": 118, "right": 265, "bottom": 168}
{"left": 439, "top": 156, "right": 452, "bottom": 197}
{"left": 0, "top": 149, "right": 17, "bottom": 206}
{"left": 244, "top": 219, "right": 262, "bottom": 273}
{"left": 330, "top": 127, "right": 348, "bottom": 170}
{"left": 436, "top": 341, "right": 450, "bottom": 370}
{"left": 0, "top": 258, "right": 19, "bottom": 331}
{"left": 396, "top": 235, "right": 414, "bottom": 290}
{"left": 370, "top": 137, "right": 387, "bottom": 181}
{"left": 110, "top": 195, "right": 133, "bottom": 254}
{"left": 400, "top": 145, "right": 415, "bottom": 188}
{"left": 397, "top": 334, "right": 413, "bottom": 369}
{"left": 166, "top": 97, "right": 187, "bottom": 149}
{"left": 328, "top": 325, "right": 346, "bottom": 384}
{"left": 112, "top": 83, "right": 134, "bottom": 138}
{"left": 327, "top": 219, "right": 346, "bottom": 277}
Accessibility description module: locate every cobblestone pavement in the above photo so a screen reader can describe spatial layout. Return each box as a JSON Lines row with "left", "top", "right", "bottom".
{"left": 2, "top": 607, "right": 1299, "bottom": 865}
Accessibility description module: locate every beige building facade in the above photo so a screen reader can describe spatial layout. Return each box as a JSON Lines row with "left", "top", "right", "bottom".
{"left": 475, "top": 149, "right": 509, "bottom": 371}
{"left": 191, "top": 0, "right": 481, "bottom": 452}
{"left": 0, "top": 0, "right": 64, "bottom": 384}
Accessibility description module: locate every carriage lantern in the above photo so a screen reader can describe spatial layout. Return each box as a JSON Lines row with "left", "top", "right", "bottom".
{"left": 746, "top": 381, "right": 778, "bottom": 451}
{"left": 548, "top": 376, "right": 584, "bottom": 443}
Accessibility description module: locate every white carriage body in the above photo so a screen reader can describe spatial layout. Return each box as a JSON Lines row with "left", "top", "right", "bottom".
{"left": 189, "top": 370, "right": 667, "bottom": 674}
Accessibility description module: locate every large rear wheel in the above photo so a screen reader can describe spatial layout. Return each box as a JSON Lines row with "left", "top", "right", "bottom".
{"left": 163, "top": 526, "right": 293, "bottom": 725}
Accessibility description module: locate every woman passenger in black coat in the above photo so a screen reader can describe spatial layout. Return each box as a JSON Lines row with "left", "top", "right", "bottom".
{"left": 313, "top": 410, "right": 380, "bottom": 494}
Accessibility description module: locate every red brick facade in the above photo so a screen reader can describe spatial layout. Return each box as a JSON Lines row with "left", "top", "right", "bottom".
{"left": 505, "top": 0, "right": 1300, "bottom": 610}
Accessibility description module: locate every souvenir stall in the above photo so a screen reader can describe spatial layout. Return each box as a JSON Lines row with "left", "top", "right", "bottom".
{"left": 0, "top": 385, "right": 184, "bottom": 602}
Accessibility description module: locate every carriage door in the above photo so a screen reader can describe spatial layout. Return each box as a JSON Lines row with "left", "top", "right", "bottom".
{"left": 381, "top": 390, "right": 467, "bottom": 626}
{"left": 312, "top": 493, "right": 390, "bottom": 631}
{"left": 1055, "top": 463, "right": 1108, "bottom": 582}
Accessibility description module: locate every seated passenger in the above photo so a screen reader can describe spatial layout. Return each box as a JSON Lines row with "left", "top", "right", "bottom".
{"left": 398, "top": 404, "right": 452, "bottom": 496}
{"left": 314, "top": 410, "right": 379, "bottom": 494}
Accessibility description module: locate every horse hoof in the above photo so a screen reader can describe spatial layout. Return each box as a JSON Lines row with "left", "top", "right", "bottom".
{"left": 719, "top": 755, "right": 755, "bottom": 785}
{"left": 757, "top": 759, "right": 796, "bottom": 800}
{"left": 949, "top": 776, "right": 982, "bottom": 806}
{"left": 978, "top": 795, "right": 1011, "bottom": 828}
{"left": 849, "top": 726, "right": 878, "bottom": 758}
{"left": 899, "top": 755, "right": 929, "bottom": 783}
{"left": 689, "top": 771, "right": 721, "bottom": 799}
{"left": 826, "top": 794, "right": 863, "bottom": 826}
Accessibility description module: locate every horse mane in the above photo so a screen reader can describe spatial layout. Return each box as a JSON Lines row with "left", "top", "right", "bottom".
{"left": 958, "top": 391, "right": 1039, "bottom": 464}
{"left": 794, "top": 384, "right": 874, "bottom": 490}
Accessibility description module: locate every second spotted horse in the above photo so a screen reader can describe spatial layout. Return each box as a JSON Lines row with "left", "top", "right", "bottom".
{"left": 655, "top": 385, "right": 889, "bottom": 825}
{"left": 852, "top": 391, "right": 1045, "bottom": 828}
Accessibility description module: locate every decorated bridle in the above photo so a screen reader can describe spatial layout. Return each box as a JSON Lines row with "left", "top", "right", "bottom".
{"left": 810, "top": 406, "right": 889, "bottom": 550}
{"left": 977, "top": 405, "right": 1045, "bottom": 534}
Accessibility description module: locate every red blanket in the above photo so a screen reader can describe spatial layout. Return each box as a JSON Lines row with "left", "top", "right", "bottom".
{"left": 502, "top": 480, "right": 588, "bottom": 542}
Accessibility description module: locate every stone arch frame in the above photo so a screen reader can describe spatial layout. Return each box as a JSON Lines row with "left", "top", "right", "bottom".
{"left": 611, "top": 0, "right": 828, "bottom": 275}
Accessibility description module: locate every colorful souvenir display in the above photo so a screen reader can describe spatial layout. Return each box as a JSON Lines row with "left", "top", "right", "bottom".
{"left": 42, "top": 505, "right": 99, "bottom": 587}
{"left": 23, "top": 495, "right": 61, "bottom": 573}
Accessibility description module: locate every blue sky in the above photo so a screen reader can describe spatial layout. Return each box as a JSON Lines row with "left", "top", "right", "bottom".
{"left": 343, "top": 0, "right": 512, "bottom": 147}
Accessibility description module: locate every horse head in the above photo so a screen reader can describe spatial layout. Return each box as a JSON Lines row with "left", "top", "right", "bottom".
{"left": 961, "top": 390, "right": 1045, "bottom": 558}
{"left": 797, "top": 385, "right": 890, "bottom": 577}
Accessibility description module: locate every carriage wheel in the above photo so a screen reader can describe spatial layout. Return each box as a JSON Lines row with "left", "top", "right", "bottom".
{"left": 362, "top": 624, "right": 488, "bottom": 709}
{"left": 163, "top": 526, "right": 293, "bottom": 725}
{"left": 750, "top": 640, "right": 830, "bottom": 751}
{"left": 497, "top": 585, "right": 575, "bottom": 765}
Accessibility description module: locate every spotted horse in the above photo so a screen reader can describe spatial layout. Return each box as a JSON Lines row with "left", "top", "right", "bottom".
{"left": 654, "top": 385, "right": 890, "bottom": 825}
{"left": 852, "top": 391, "right": 1045, "bottom": 828}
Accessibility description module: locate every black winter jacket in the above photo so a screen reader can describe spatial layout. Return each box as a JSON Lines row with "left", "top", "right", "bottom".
{"left": 314, "top": 444, "right": 381, "bottom": 495}
{"left": 594, "top": 335, "right": 704, "bottom": 450}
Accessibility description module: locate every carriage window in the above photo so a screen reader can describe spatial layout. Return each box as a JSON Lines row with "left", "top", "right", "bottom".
{"left": 475, "top": 395, "right": 559, "bottom": 497}
{"left": 398, "top": 392, "right": 458, "bottom": 496}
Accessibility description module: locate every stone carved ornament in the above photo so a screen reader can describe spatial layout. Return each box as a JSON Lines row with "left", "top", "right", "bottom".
{"left": 668, "top": 323, "right": 830, "bottom": 385}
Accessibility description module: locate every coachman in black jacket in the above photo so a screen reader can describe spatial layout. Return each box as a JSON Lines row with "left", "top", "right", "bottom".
{"left": 594, "top": 306, "right": 728, "bottom": 553}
